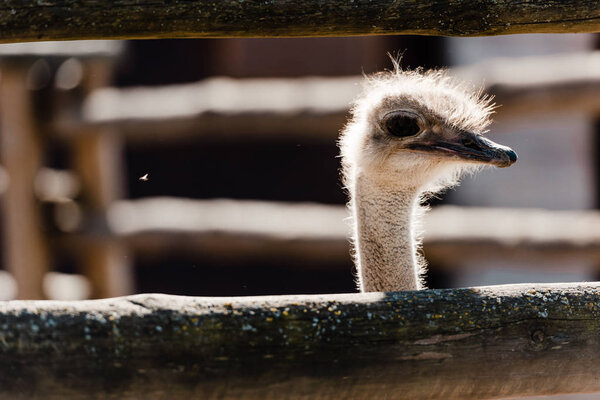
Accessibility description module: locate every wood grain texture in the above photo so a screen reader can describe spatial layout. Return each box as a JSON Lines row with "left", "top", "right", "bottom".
{"left": 0, "top": 0, "right": 598, "bottom": 43}
{"left": 2, "top": 283, "right": 600, "bottom": 399}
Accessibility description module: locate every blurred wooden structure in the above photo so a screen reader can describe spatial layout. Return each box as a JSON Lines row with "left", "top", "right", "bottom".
{"left": 2, "top": 47, "right": 600, "bottom": 298}
{"left": 0, "top": 57, "right": 49, "bottom": 299}
{"left": 0, "top": 42, "right": 132, "bottom": 299}
{"left": 83, "top": 199, "right": 600, "bottom": 268}
{"left": 57, "top": 51, "right": 600, "bottom": 142}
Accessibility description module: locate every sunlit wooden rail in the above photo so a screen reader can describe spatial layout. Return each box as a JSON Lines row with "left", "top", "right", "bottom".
{"left": 55, "top": 51, "right": 600, "bottom": 143}
{"left": 54, "top": 198, "right": 600, "bottom": 269}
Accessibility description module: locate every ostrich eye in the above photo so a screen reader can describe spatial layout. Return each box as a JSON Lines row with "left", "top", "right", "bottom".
{"left": 383, "top": 114, "right": 421, "bottom": 138}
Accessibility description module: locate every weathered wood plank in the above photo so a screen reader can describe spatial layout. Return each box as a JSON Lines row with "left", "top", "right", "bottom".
{"left": 1, "top": 283, "right": 600, "bottom": 399}
{"left": 0, "top": 0, "right": 598, "bottom": 43}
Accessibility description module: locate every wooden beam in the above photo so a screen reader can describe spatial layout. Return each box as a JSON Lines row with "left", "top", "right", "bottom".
{"left": 68, "top": 58, "right": 135, "bottom": 299}
{"left": 69, "top": 76, "right": 358, "bottom": 143}
{"left": 0, "top": 62, "right": 50, "bottom": 299}
{"left": 453, "top": 51, "right": 600, "bottom": 120}
{"left": 56, "top": 51, "right": 600, "bottom": 143}
{"left": 55, "top": 198, "right": 600, "bottom": 268}
{"left": 424, "top": 206, "right": 600, "bottom": 268}
{"left": 0, "top": 0, "right": 598, "bottom": 43}
{"left": 98, "top": 197, "right": 350, "bottom": 266}
{"left": 0, "top": 42, "right": 124, "bottom": 299}
{"left": 71, "top": 132, "right": 135, "bottom": 298}
{"left": 0, "top": 40, "right": 123, "bottom": 59}
{"left": 2, "top": 282, "right": 600, "bottom": 399}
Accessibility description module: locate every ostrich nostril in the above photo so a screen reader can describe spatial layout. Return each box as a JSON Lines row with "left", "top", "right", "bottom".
{"left": 462, "top": 138, "right": 478, "bottom": 150}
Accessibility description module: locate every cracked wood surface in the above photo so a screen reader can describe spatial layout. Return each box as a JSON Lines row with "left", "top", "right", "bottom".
{"left": 2, "top": 282, "right": 600, "bottom": 399}
{"left": 0, "top": 0, "right": 598, "bottom": 43}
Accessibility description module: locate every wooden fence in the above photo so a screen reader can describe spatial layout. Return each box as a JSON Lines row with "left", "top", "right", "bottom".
{"left": 1, "top": 46, "right": 599, "bottom": 299}
{"left": 0, "top": 2, "right": 599, "bottom": 399}
{"left": 2, "top": 283, "right": 600, "bottom": 399}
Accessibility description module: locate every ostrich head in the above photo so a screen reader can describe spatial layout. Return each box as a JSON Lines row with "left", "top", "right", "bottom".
{"left": 340, "top": 65, "right": 517, "bottom": 195}
{"left": 339, "top": 63, "right": 517, "bottom": 292}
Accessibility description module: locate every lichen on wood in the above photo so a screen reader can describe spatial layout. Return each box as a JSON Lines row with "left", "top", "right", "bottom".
{"left": 0, "top": 0, "right": 598, "bottom": 43}
{"left": 2, "top": 282, "right": 600, "bottom": 399}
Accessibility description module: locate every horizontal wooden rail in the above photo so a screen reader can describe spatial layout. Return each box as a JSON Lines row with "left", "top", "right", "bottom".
{"left": 54, "top": 198, "right": 600, "bottom": 268}
{"left": 0, "top": 0, "right": 599, "bottom": 43}
{"left": 73, "top": 76, "right": 357, "bottom": 143}
{"left": 56, "top": 51, "right": 600, "bottom": 143}
{"left": 0, "top": 40, "right": 123, "bottom": 59}
{"left": 2, "top": 282, "right": 600, "bottom": 399}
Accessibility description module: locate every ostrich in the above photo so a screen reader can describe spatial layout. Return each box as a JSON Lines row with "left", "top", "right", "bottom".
{"left": 339, "top": 63, "right": 517, "bottom": 292}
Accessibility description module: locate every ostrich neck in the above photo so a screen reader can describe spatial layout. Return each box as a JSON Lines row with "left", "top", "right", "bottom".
{"left": 352, "top": 174, "right": 423, "bottom": 292}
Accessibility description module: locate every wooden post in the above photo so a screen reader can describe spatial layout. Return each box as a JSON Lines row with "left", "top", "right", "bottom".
{"left": 0, "top": 62, "right": 50, "bottom": 299}
{"left": 71, "top": 131, "right": 134, "bottom": 298}
{"left": 68, "top": 59, "right": 134, "bottom": 298}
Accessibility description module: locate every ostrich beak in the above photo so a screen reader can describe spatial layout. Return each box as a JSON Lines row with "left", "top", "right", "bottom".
{"left": 409, "top": 132, "right": 517, "bottom": 168}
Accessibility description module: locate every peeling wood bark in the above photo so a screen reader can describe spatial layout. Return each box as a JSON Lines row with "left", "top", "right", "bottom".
{"left": 2, "top": 283, "right": 600, "bottom": 399}
{"left": 0, "top": 0, "right": 598, "bottom": 43}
